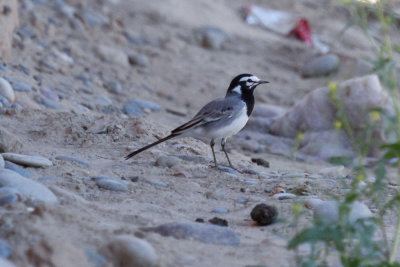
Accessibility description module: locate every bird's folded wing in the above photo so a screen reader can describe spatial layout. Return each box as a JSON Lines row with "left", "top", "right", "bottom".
{"left": 171, "top": 98, "right": 239, "bottom": 135}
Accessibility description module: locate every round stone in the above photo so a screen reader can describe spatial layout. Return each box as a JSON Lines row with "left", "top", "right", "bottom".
{"left": 0, "top": 77, "right": 14, "bottom": 104}
{"left": 102, "top": 235, "right": 158, "bottom": 267}
{"left": 2, "top": 153, "right": 52, "bottom": 167}
{"left": 95, "top": 176, "right": 128, "bottom": 192}
{"left": 250, "top": 203, "right": 278, "bottom": 226}
{"left": 0, "top": 169, "right": 58, "bottom": 203}
{"left": 301, "top": 54, "right": 340, "bottom": 78}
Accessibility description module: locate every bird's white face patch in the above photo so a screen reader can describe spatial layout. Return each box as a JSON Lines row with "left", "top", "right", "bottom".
{"left": 239, "top": 75, "right": 260, "bottom": 88}
{"left": 232, "top": 85, "right": 242, "bottom": 94}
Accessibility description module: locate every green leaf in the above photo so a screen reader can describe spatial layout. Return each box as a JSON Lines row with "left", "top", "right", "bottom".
{"left": 382, "top": 141, "right": 400, "bottom": 159}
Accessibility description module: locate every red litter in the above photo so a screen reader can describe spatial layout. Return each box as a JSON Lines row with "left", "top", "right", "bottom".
{"left": 290, "top": 18, "right": 313, "bottom": 46}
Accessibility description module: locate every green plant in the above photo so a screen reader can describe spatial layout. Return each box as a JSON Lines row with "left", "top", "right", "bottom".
{"left": 288, "top": 0, "right": 400, "bottom": 265}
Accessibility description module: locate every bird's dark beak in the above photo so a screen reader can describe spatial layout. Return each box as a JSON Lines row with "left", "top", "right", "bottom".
{"left": 257, "top": 80, "right": 269, "bottom": 84}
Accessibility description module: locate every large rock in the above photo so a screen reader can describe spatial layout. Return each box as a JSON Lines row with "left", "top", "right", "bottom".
{"left": 298, "top": 130, "right": 355, "bottom": 160}
{"left": 270, "top": 75, "right": 389, "bottom": 144}
{"left": 0, "top": 129, "right": 23, "bottom": 153}
{"left": 245, "top": 104, "right": 287, "bottom": 133}
{"left": 101, "top": 235, "right": 158, "bottom": 267}
{"left": 305, "top": 199, "right": 372, "bottom": 224}
{"left": 0, "top": 0, "right": 19, "bottom": 61}
{"left": 0, "top": 169, "right": 58, "bottom": 203}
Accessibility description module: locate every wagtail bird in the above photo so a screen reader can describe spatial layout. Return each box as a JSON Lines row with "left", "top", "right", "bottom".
{"left": 125, "top": 73, "right": 269, "bottom": 169}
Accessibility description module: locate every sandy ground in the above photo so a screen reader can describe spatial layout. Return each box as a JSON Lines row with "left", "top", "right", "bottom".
{"left": 1, "top": 0, "right": 398, "bottom": 266}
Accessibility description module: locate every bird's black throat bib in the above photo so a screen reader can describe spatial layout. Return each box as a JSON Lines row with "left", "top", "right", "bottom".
{"left": 241, "top": 89, "right": 255, "bottom": 116}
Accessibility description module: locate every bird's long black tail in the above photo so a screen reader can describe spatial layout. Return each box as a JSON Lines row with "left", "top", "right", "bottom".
{"left": 125, "top": 134, "right": 177, "bottom": 160}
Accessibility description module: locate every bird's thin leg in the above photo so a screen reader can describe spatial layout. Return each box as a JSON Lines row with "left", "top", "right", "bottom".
{"left": 210, "top": 139, "right": 218, "bottom": 168}
{"left": 221, "top": 138, "right": 235, "bottom": 169}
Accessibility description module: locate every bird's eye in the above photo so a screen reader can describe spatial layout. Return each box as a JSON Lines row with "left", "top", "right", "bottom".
{"left": 247, "top": 79, "right": 252, "bottom": 82}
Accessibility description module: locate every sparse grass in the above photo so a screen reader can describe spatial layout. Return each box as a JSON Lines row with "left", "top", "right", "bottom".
{"left": 288, "top": 0, "right": 400, "bottom": 266}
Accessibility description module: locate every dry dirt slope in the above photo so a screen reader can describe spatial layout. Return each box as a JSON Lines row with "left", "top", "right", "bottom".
{"left": 0, "top": 0, "right": 391, "bottom": 266}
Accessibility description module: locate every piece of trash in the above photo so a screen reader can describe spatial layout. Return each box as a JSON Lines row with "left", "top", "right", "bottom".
{"left": 244, "top": 5, "right": 296, "bottom": 35}
{"left": 312, "top": 35, "right": 330, "bottom": 54}
{"left": 289, "top": 18, "right": 313, "bottom": 46}
{"left": 244, "top": 5, "right": 330, "bottom": 53}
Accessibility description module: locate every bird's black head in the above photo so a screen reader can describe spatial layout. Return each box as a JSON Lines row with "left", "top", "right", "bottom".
{"left": 226, "top": 73, "right": 269, "bottom": 96}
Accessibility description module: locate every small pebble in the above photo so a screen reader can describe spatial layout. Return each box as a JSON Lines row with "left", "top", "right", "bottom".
{"left": 11, "top": 103, "right": 22, "bottom": 109}
{"left": 273, "top": 192, "right": 296, "bottom": 200}
{"left": 55, "top": 155, "right": 90, "bottom": 167}
{"left": 155, "top": 155, "right": 179, "bottom": 168}
{"left": 191, "top": 170, "right": 207, "bottom": 178}
{"left": 128, "top": 54, "right": 149, "bottom": 67}
{"left": 217, "top": 165, "right": 239, "bottom": 174}
{"left": 318, "top": 165, "right": 348, "bottom": 177}
{"left": 208, "top": 217, "right": 228, "bottom": 227}
{"left": 101, "top": 235, "right": 158, "bottom": 267}
{"left": 129, "top": 176, "right": 139, "bottom": 182}
{"left": 84, "top": 247, "right": 107, "bottom": 267}
{"left": 4, "top": 161, "right": 31, "bottom": 178}
{"left": 0, "top": 187, "right": 19, "bottom": 206}
{"left": 11, "top": 83, "right": 32, "bottom": 92}
{"left": 95, "top": 176, "right": 128, "bottom": 192}
{"left": 123, "top": 32, "right": 149, "bottom": 45}
{"left": 146, "top": 179, "right": 167, "bottom": 188}
{"left": 176, "top": 155, "right": 207, "bottom": 163}
{"left": 308, "top": 174, "right": 324, "bottom": 179}
{"left": 148, "top": 222, "right": 240, "bottom": 246}
{"left": 0, "top": 128, "right": 22, "bottom": 153}
{"left": 81, "top": 9, "right": 109, "bottom": 27}
{"left": 95, "top": 95, "right": 112, "bottom": 106}
{"left": 242, "top": 169, "right": 259, "bottom": 175}
{"left": 0, "top": 239, "right": 12, "bottom": 258}
{"left": 274, "top": 187, "right": 286, "bottom": 194}
{"left": 0, "top": 96, "right": 10, "bottom": 108}
{"left": 0, "top": 77, "right": 14, "bottom": 104}
{"left": 94, "top": 45, "right": 129, "bottom": 66}
{"left": 251, "top": 158, "right": 270, "bottom": 168}
{"left": 195, "top": 218, "right": 205, "bottom": 223}
{"left": 17, "top": 64, "right": 30, "bottom": 75}
{"left": 104, "top": 80, "right": 122, "bottom": 94}
{"left": 235, "top": 196, "right": 249, "bottom": 204}
{"left": 301, "top": 54, "right": 340, "bottom": 78}
{"left": 37, "top": 97, "right": 60, "bottom": 109}
{"left": 282, "top": 173, "right": 305, "bottom": 179}
{"left": 38, "top": 177, "right": 61, "bottom": 182}
{"left": 243, "top": 179, "right": 258, "bottom": 185}
{"left": 123, "top": 99, "right": 160, "bottom": 116}
{"left": 250, "top": 204, "right": 278, "bottom": 226}
{"left": 166, "top": 107, "right": 187, "bottom": 117}
{"left": 2, "top": 153, "right": 52, "bottom": 168}
{"left": 40, "top": 88, "right": 59, "bottom": 102}
{"left": 212, "top": 208, "right": 228, "bottom": 214}
{"left": 194, "top": 26, "right": 228, "bottom": 50}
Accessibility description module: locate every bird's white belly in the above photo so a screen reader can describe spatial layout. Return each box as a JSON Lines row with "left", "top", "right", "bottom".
{"left": 210, "top": 107, "right": 248, "bottom": 139}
